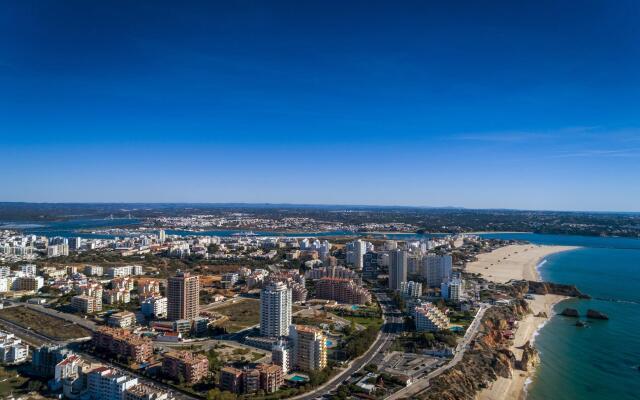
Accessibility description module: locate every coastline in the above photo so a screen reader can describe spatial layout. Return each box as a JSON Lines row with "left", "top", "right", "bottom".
{"left": 467, "top": 244, "right": 579, "bottom": 400}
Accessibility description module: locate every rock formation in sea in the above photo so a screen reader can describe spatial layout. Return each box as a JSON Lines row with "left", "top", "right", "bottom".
{"left": 560, "top": 308, "right": 580, "bottom": 317}
{"left": 575, "top": 320, "right": 587, "bottom": 327}
{"left": 586, "top": 309, "right": 609, "bottom": 320}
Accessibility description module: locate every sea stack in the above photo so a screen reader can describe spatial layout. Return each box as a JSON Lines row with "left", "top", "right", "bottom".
{"left": 560, "top": 308, "right": 579, "bottom": 317}
{"left": 586, "top": 309, "right": 609, "bottom": 320}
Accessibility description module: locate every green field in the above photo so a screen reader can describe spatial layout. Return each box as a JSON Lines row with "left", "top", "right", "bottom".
{"left": 213, "top": 299, "right": 260, "bottom": 332}
{"left": 343, "top": 315, "right": 384, "bottom": 330}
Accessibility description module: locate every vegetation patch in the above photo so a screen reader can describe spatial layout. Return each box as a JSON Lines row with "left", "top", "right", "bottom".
{"left": 212, "top": 299, "right": 260, "bottom": 333}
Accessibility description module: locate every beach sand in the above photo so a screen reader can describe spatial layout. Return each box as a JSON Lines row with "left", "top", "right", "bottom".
{"left": 476, "top": 294, "right": 567, "bottom": 400}
{"left": 468, "top": 244, "right": 579, "bottom": 400}
{"left": 466, "top": 244, "right": 579, "bottom": 283}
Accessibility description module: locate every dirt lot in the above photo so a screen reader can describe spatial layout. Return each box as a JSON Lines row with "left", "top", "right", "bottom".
{"left": 211, "top": 298, "right": 260, "bottom": 333}
{"left": 0, "top": 306, "right": 92, "bottom": 341}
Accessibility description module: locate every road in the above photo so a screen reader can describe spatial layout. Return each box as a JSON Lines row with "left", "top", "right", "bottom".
{"left": 291, "top": 288, "right": 404, "bottom": 400}
{"left": 385, "top": 303, "right": 491, "bottom": 400}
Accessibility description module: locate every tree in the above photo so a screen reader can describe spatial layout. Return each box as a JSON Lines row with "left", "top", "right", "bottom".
{"left": 364, "top": 364, "right": 378, "bottom": 373}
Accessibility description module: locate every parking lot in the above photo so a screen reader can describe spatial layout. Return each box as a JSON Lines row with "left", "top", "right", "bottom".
{"left": 379, "top": 351, "right": 443, "bottom": 379}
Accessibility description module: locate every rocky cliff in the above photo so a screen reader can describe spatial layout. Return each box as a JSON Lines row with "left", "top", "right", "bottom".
{"left": 418, "top": 300, "right": 530, "bottom": 400}
{"left": 517, "top": 341, "right": 539, "bottom": 372}
{"left": 507, "top": 280, "right": 590, "bottom": 299}
{"left": 525, "top": 281, "right": 590, "bottom": 298}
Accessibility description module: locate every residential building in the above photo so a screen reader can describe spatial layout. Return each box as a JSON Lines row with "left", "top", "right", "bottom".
{"left": 389, "top": 249, "right": 408, "bottom": 291}
{"left": 221, "top": 272, "right": 239, "bottom": 288}
{"left": 220, "top": 364, "right": 283, "bottom": 395}
{"left": 400, "top": 281, "right": 422, "bottom": 298}
{"left": 92, "top": 328, "right": 153, "bottom": 363}
{"left": 137, "top": 278, "right": 161, "bottom": 299}
{"left": 141, "top": 296, "right": 168, "bottom": 319}
{"left": 363, "top": 252, "right": 379, "bottom": 280}
{"left": 413, "top": 303, "right": 450, "bottom": 332}
{"left": 12, "top": 276, "right": 44, "bottom": 291}
{"left": 167, "top": 270, "right": 200, "bottom": 321}
{"left": 256, "top": 363, "right": 283, "bottom": 393}
{"left": 52, "top": 354, "right": 82, "bottom": 390}
{"left": 289, "top": 325, "right": 327, "bottom": 372}
{"left": 0, "top": 331, "right": 28, "bottom": 364}
{"left": 87, "top": 367, "right": 139, "bottom": 400}
{"left": 84, "top": 265, "right": 103, "bottom": 276}
{"left": 124, "top": 383, "right": 169, "bottom": 400}
{"left": 315, "top": 277, "right": 372, "bottom": 304}
{"left": 260, "top": 281, "right": 292, "bottom": 337}
{"left": 108, "top": 311, "right": 136, "bottom": 328}
{"left": 271, "top": 339, "right": 291, "bottom": 374}
{"left": 21, "top": 264, "right": 37, "bottom": 276}
{"left": 172, "top": 319, "right": 192, "bottom": 335}
{"left": 72, "top": 294, "right": 102, "bottom": 313}
{"left": 162, "top": 351, "right": 208, "bottom": 384}
{"left": 290, "top": 282, "right": 308, "bottom": 303}
{"left": 103, "top": 288, "right": 131, "bottom": 304}
{"left": 346, "top": 239, "right": 367, "bottom": 270}
{"left": 31, "top": 345, "right": 73, "bottom": 378}
{"left": 421, "top": 254, "right": 453, "bottom": 288}
{"left": 220, "top": 367, "right": 243, "bottom": 393}
{"left": 441, "top": 278, "right": 463, "bottom": 302}
{"left": 305, "top": 265, "right": 359, "bottom": 281}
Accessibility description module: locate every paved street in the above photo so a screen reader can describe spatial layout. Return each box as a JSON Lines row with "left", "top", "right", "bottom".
{"left": 291, "top": 288, "right": 404, "bottom": 400}
{"left": 385, "top": 303, "right": 491, "bottom": 400}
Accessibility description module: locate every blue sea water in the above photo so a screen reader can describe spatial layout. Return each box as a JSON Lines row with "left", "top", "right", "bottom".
{"left": 484, "top": 233, "right": 640, "bottom": 400}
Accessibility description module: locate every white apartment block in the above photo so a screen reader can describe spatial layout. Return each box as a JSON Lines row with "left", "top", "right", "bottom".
{"left": 141, "top": 296, "right": 168, "bottom": 319}
{"left": 20, "top": 264, "right": 37, "bottom": 276}
{"left": 0, "top": 331, "right": 29, "bottom": 364}
{"left": 84, "top": 265, "right": 103, "bottom": 276}
{"left": 400, "top": 280, "right": 422, "bottom": 298}
{"left": 441, "top": 279, "right": 463, "bottom": 302}
{"left": 87, "top": 367, "right": 139, "bottom": 400}
{"left": 413, "top": 303, "right": 450, "bottom": 332}
{"left": 260, "top": 281, "right": 292, "bottom": 337}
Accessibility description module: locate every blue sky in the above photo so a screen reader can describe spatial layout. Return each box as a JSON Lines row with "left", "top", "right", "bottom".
{"left": 1, "top": 1, "right": 639, "bottom": 211}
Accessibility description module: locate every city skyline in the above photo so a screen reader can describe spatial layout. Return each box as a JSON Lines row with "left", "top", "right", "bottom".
{"left": 2, "top": 1, "right": 639, "bottom": 211}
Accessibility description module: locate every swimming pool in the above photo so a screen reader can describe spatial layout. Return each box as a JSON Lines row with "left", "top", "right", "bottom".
{"left": 289, "top": 375, "right": 308, "bottom": 382}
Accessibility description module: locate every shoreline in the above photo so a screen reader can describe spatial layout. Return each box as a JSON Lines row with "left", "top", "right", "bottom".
{"left": 466, "top": 244, "right": 579, "bottom": 283}
{"left": 467, "top": 244, "right": 579, "bottom": 400}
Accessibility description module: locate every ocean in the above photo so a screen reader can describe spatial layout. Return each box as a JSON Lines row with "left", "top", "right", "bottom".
{"left": 482, "top": 233, "right": 640, "bottom": 400}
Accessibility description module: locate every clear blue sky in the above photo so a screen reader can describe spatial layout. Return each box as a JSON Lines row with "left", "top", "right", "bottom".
{"left": 1, "top": 1, "right": 639, "bottom": 211}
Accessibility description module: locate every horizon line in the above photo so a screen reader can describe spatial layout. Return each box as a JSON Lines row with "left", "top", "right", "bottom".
{"left": 0, "top": 201, "right": 638, "bottom": 215}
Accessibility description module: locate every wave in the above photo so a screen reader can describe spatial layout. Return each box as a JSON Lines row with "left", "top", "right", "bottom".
{"left": 593, "top": 297, "right": 640, "bottom": 305}
{"left": 531, "top": 319, "right": 550, "bottom": 344}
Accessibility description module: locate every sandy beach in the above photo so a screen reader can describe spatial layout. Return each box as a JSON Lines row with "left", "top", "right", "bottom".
{"left": 468, "top": 244, "right": 579, "bottom": 400}
{"left": 466, "top": 244, "right": 578, "bottom": 283}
